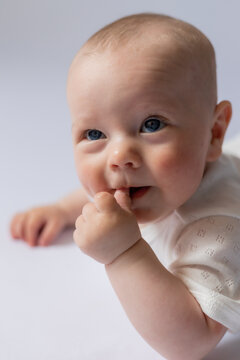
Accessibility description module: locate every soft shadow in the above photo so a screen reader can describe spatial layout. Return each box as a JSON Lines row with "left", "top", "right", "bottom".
{"left": 204, "top": 335, "right": 240, "bottom": 360}
{"left": 51, "top": 226, "right": 75, "bottom": 247}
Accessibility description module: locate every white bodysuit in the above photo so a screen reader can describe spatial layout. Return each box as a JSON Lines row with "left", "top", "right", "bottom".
{"left": 140, "top": 151, "right": 240, "bottom": 333}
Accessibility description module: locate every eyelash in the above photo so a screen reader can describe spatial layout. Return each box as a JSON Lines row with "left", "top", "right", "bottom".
{"left": 83, "top": 116, "right": 167, "bottom": 141}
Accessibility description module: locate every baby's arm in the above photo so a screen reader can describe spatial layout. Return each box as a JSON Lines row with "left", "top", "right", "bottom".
{"left": 10, "top": 188, "right": 89, "bottom": 246}
{"left": 74, "top": 190, "right": 226, "bottom": 360}
{"left": 105, "top": 239, "right": 226, "bottom": 360}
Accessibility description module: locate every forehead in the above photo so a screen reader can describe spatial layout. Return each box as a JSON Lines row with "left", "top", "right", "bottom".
{"left": 68, "top": 42, "right": 192, "bottom": 107}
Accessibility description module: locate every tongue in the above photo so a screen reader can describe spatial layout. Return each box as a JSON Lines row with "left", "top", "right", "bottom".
{"left": 114, "top": 188, "right": 132, "bottom": 212}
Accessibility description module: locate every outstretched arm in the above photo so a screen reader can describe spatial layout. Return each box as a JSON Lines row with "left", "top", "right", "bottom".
{"left": 10, "top": 187, "right": 89, "bottom": 246}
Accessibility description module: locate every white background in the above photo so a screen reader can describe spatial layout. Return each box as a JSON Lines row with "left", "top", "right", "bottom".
{"left": 1, "top": 0, "right": 240, "bottom": 359}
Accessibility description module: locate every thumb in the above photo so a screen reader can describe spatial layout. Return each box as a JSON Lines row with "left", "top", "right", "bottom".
{"left": 114, "top": 188, "right": 132, "bottom": 212}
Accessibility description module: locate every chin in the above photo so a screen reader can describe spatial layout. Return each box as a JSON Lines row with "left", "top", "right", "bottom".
{"left": 134, "top": 204, "right": 174, "bottom": 225}
{"left": 134, "top": 208, "right": 162, "bottom": 224}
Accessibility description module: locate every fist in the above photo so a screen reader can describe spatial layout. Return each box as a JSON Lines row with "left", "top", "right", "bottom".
{"left": 73, "top": 191, "right": 141, "bottom": 264}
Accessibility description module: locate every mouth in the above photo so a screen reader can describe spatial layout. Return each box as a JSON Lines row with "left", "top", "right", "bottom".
{"left": 129, "top": 186, "right": 150, "bottom": 199}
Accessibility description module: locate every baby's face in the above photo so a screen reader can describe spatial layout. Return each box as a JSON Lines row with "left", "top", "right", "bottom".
{"left": 68, "top": 46, "right": 214, "bottom": 224}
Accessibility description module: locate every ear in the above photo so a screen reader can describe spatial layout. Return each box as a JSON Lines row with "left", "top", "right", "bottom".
{"left": 206, "top": 100, "right": 232, "bottom": 162}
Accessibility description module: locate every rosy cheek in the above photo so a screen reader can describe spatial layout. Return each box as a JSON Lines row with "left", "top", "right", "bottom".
{"left": 149, "top": 145, "right": 196, "bottom": 191}
{"left": 151, "top": 146, "right": 182, "bottom": 173}
{"left": 75, "top": 158, "right": 105, "bottom": 195}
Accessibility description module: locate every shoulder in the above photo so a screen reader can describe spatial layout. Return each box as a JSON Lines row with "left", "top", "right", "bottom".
{"left": 169, "top": 214, "right": 240, "bottom": 333}
{"left": 176, "top": 154, "right": 240, "bottom": 223}
{"left": 172, "top": 215, "right": 240, "bottom": 259}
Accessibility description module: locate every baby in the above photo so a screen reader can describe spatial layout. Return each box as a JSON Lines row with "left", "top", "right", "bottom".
{"left": 10, "top": 13, "right": 240, "bottom": 359}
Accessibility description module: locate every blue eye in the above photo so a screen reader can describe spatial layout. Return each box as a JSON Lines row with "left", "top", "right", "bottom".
{"left": 141, "top": 118, "right": 166, "bottom": 133}
{"left": 86, "top": 129, "right": 105, "bottom": 141}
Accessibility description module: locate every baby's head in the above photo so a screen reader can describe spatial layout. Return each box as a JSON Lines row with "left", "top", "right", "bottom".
{"left": 67, "top": 13, "right": 232, "bottom": 224}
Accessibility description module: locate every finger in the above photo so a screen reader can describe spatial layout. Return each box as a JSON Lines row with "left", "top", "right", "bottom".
{"left": 73, "top": 229, "right": 77, "bottom": 244}
{"left": 38, "top": 221, "right": 62, "bottom": 246}
{"left": 75, "top": 214, "right": 85, "bottom": 228}
{"left": 73, "top": 228, "right": 81, "bottom": 247}
{"left": 10, "top": 213, "right": 26, "bottom": 240}
{"left": 94, "top": 191, "right": 119, "bottom": 213}
{"left": 81, "top": 202, "right": 98, "bottom": 221}
{"left": 25, "top": 216, "right": 45, "bottom": 247}
{"left": 114, "top": 189, "right": 132, "bottom": 212}
{"left": 9, "top": 214, "right": 21, "bottom": 239}
{"left": 73, "top": 220, "right": 85, "bottom": 247}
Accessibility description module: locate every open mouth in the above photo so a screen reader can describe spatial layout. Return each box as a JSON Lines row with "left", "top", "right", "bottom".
{"left": 129, "top": 186, "right": 150, "bottom": 199}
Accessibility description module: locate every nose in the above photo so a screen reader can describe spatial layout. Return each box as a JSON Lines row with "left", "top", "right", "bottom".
{"left": 108, "top": 141, "right": 142, "bottom": 170}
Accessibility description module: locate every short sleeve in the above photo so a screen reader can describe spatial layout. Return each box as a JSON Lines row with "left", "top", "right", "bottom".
{"left": 169, "top": 216, "right": 240, "bottom": 333}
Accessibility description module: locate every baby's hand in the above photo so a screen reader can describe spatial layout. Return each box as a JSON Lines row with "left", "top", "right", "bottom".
{"left": 10, "top": 204, "right": 70, "bottom": 247}
{"left": 73, "top": 190, "right": 141, "bottom": 264}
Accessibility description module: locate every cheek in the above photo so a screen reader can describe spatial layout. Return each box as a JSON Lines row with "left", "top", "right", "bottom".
{"left": 154, "top": 150, "right": 185, "bottom": 185}
{"left": 74, "top": 151, "right": 105, "bottom": 195}
{"left": 150, "top": 143, "right": 205, "bottom": 188}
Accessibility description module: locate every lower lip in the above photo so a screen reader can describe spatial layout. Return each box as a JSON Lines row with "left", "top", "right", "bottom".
{"left": 131, "top": 186, "right": 150, "bottom": 199}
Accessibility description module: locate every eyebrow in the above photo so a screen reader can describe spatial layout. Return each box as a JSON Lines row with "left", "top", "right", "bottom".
{"left": 71, "top": 122, "right": 85, "bottom": 133}
{"left": 71, "top": 116, "right": 101, "bottom": 134}
{"left": 71, "top": 115, "right": 92, "bottom": 129}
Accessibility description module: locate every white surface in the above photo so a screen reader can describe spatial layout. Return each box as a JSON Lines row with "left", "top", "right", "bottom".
{"left": 2, "top": 211, "right": 240, "bottom": 360}
{"left": 2, "top": 0, "right": 240, "bottom": 359}
{"left": 1, "top": 227, "right": 161, "bottom": 360}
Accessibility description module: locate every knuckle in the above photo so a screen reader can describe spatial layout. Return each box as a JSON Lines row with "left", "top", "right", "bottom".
{"left": 95, "top": 191, "right": 112, "bottom": 202}
{"left": 75, "top": 214, "right": 83, "bottom": 228}
{"left": 95, "top": 192, "right": 115, "bottom": 209}
{"left": 83, "top": 202, "right": 95, "bottom": 212}
{"left": 74, "top": 230, "right": 90, "bottom": 253}
{"left": 27, "top": 216, "right": 39, "bottom": 231}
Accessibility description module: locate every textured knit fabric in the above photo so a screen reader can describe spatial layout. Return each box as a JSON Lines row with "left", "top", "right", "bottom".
{"left": 140, "top": 153, "right": 240, "bottom": 333}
